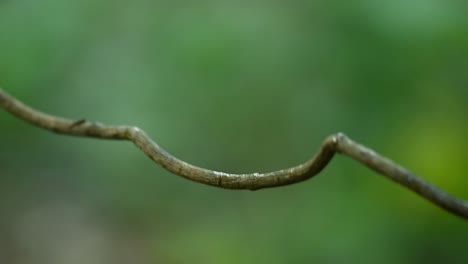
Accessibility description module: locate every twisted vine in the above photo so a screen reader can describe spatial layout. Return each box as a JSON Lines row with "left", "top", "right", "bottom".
{"left": 1, "top": 88, "right": 467, "bottom": 220}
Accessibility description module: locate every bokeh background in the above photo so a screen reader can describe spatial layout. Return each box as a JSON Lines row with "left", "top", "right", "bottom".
{"left": 1, "top": 0, "right": 468, "bottom": 263}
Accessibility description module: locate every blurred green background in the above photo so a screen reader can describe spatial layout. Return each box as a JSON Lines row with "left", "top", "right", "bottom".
{"left": 1, "top": 0, "right": 468, "bottom": 263}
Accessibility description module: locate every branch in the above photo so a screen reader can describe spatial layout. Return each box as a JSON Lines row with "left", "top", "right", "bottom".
{"left": 1, "top": 88, "right": 467, "bottom": 220}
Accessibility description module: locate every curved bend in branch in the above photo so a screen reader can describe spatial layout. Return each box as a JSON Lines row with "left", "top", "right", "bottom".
{"left": 1, "top": 88, "right": 467, "bottom": 220}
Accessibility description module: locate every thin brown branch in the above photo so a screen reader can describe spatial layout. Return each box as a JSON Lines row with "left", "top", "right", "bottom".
{"left": 1, "top": 88, "right": 467, "bottom": 220}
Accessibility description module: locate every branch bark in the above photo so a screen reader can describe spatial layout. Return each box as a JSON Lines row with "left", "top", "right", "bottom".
{"left": 1, "top": 88, "right": 467, "bottom": 220}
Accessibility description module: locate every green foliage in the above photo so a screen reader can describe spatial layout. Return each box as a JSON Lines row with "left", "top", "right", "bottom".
{"left": 1, "top": 1, "right": 467, "bottom": 263}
